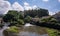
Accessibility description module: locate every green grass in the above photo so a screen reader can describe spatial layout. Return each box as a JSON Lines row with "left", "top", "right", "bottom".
{"left": 46, "top": 28, "right": 60, "bottom": 36}
{"left": 6, "top": 26, "right": 20, "bottom": 33}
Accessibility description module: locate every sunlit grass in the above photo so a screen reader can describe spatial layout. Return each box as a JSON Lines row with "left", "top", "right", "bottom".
{"left": 46, "top": 28, "right": 60, "bottom": 36}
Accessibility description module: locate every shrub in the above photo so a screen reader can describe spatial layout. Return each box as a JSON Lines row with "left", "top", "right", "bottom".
{"left": 4, "top": 26, "right": 19, "bottom": 33}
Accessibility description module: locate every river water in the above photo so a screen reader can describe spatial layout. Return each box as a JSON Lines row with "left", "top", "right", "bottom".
{"left": 18, "top": 23, "right": 49, "bottom": 36}
{"left": 0, "top": 23, "right": 10, "bottom": 36}
{"left": 0, "top": 23, "right": 49, "bottom": 36}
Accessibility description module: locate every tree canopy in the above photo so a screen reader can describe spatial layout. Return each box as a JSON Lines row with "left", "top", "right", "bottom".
{"left": 3, "top": 10, "right": 24, "bottom": 26}
{"left": 24, "top": 8, "right": 49, "bottom": 18}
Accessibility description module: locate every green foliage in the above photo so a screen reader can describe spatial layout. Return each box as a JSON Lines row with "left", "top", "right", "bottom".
{"left": 3, "top": 14, "right": 14, "bottom": 22}
{"left": 24, "top": 16, "right": 32, "bottom": 23}
{"left": 6, "top": 26, "right": 19, "bottom": 33}
{"left": 24, "top": 8, "right": 49, "bottom": 17}
{"left": 40, "top": 16, "right": 58, "bottom": 23}
{"left": 46, "top": 28, "right": 60, "bottom": 36}
{"left": 19, "top": 13, "right": 24, "bottom": 19}
{"left": 50, "top": 18, "right": 58, "bottom": 23}
{"left": 17, "top": 19, "right": 24, "bottom": 25}
{"left": 40, "top": 18, "right": 48, "bottom": 23}
{"left": 8, "top": 10, "right": 19, "bottom": 19}
{"left": 3, "top": 10, "right": 24, "bottom": 27}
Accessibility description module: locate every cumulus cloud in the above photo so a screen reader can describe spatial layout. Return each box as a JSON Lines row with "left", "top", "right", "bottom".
{"left": 12, "top": 2, "right": 24, "bottom": 11}
{"left": 24, "top": 2, "right": 32, "bottom": 10}
{"left": 0, "top": 0, "right": 24, "bottom": 14}
{"left": 0, "top": 0, "right": 11, "bottom": 14}
{"left": 58, "top": 0, "right": 60, "bottom": 2}
{"left": 42, "top": 0, "right": 49, "bottom": 2}
{"left": 24, "top": 2, "right": 29, "bottom": 6}
{"left": 49, "top": 11, "right": 56, "bottom": 15}
{"left": 24, "top": 6, "right": 32, "bottom": 10}
{"left": 24, "top": 2, "right": 37, "bottom": 10}
{"left": 0, "top": 0, "right": 38, "bottom": 14}
{"left": 32, "top": 5, "right": 37, "bottom": 9}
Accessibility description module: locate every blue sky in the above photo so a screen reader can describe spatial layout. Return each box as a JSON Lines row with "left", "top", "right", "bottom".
{"left": 0, "top": 0, "right": 60, "bottom": 15}
{"left": 8, "top": 0, "right": 60, "bottom": 12}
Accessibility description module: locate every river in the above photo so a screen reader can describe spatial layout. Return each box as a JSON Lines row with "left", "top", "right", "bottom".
{"left": 0, "top": 23, "right": 49, "bottom": 36}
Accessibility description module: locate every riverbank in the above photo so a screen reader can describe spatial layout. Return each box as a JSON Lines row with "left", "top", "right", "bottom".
{"left": 0, "top": 23, "right": 59, "bottom": 36}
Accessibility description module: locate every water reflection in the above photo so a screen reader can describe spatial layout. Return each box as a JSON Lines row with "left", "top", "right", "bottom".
{"left": 0, "top": 23, "right": 49, "bottom": 36}
{"left": 0, "top": 23, "right": 10, "bottom": 36}
{"left": 19, "top": 31, "right": 48, "bottom": 36}
{"left": 19, "top": 23, "right": 49, "bottom": 36}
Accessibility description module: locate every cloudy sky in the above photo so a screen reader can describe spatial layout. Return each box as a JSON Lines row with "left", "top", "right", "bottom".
{"left": 0, "top": 0, "right": 60, "bottom": 15}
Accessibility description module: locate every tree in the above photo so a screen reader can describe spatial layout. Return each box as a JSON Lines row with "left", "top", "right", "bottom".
{"left": 24, "top": 16, "right": 32, "bottom": 23}
{"left": 3, "top": 10, "right": 24, "bottom": 26}
{"left": 38, "top": 8, "right": 49, "bottom": 17}
{"left": 19, "top": 13, "right": 24, "bottom": 19}
{"left": 3, "top": 14, "right": 14, "bottom": 22}
{"left": 8, "top": 10, "right": 19, "bottom": 19}
{"left": 24, "top": 8, "right": 49, "bottom": 18}
{"left": 17, "top": 19, "right": 24, "bottom": 25}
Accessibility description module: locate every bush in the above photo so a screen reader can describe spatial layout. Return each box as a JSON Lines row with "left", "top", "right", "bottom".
{"left": 4, "top": 26, "right": 19, "bottom": 33}
{"left": 3, "top": 26, "right": 20, "bottom": 36}
{"left": 46, "top": 28, "right": 60, "bottom": 36}
{"left": 40, "top": 16, "right": 58, "bottom": 24}
{"left": 17, "top": 19, "right": 24, "bottom": 25}
{"left": 24, "top": 16, "right": 32, "bottom": 23}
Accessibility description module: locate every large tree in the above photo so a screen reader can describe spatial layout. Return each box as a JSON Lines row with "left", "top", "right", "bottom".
{"left": 3, "top": 10, "right": 24, "bottom": 26}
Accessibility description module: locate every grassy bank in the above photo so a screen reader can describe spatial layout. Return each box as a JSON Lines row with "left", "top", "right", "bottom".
{"left": 46, "top": 28, "right": 60, "bottom": 36}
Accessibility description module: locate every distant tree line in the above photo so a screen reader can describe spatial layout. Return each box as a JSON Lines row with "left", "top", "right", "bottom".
{"left": 24, "top": 8, "right": 49, "bottom": 18}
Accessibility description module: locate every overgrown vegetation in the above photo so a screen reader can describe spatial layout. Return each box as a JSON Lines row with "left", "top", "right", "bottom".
{"left": 46, "top": 28, "right": 60, "bottom": 36}
{"left": 5, "top": 26, "right": 19, "bottom": 33}
{"left": 3, "top": 10, "right": 24, "bottom": 26}
{"left": 3, "top": 26, "right": 20, "bottom": 36}
{"left": 2, "top": 8, "right": 60, "bottom": 36}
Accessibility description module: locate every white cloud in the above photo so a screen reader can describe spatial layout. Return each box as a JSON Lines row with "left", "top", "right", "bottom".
{"left": 24, "top": 6, "right": 32, "bottom": 10}
{"left": 0, "top": 1, "right": 38, "bottom": 14}
{"left": 24, "top": 2, "right": 29, "bottom": 6}
{"left": 12, "top": 2, "right": 24, "bottom": 11}
{"left": 58, "top": 0, "right": 60, "bottom": 2}
{"left": 42, "top": 0, "right": 49, "bottom": 2}
{"left": 0, "top": 1, "right": 24, "bottom": 14}
{"left": 24, "top": 2, "right": 37, "bottom": 10}
{"left": 24, "top": 2, "right": 32, "bottom": 10}
{"left": 33, "top": 5, "right": 37, "bottom": 9}
{"left": 0, "top": 0, "right": 11, "bottom": 14}
{"left": 0, "top": 0, "right": 4, "bottom": 1}
{"left": 49, "top": 11, "right": 56, "bottom": 15}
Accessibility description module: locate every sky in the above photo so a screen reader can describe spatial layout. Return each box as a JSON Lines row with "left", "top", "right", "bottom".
{"left": 0, "top": 0, "right": 60, "bottom": 15}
